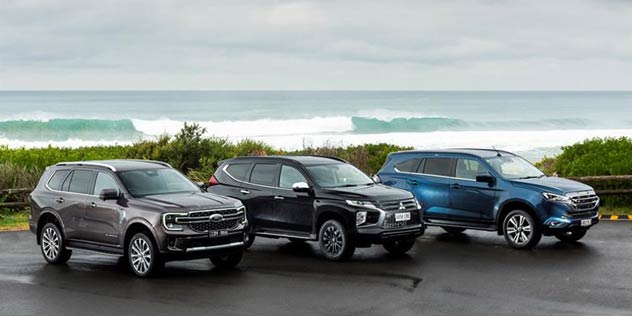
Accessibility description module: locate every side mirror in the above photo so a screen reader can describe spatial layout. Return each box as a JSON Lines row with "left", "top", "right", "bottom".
{"left": 99, "top": 188, "right": 120, "bottom": 201}
{"left": 476, "top": 175, "right": 496, "bottom": 185}
{"left": 292, "top": 182, "right": 311, "bottom": 193}
{"left": 372, "top": 175, "right": 382, "bottom": 184}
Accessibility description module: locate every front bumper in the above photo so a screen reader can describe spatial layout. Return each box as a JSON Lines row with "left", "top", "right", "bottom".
{"left": 542, "top": 209, "right": 599, "bottom": 235}
{"left": 355, "top": 223, "right": 425, "bottom": 244}
{"left": 161, "top": 231, "right": 245, "bottom": 261}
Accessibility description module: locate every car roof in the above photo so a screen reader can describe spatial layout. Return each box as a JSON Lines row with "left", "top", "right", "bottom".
{"left": 390, "top": 148, "right": 516, "bottom": 159}
{"left": 227, "top": 155, "right": 346, "bottom": 166}
{"left": 55, "top": 159, "right": 172, "bottom": 172}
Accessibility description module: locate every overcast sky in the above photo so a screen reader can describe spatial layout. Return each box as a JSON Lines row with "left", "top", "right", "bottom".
{"left": 1, "top": 0, "right": 631, "bottom": 90}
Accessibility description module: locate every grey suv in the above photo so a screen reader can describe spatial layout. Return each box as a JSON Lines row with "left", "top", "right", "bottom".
{"left": 29, "top": 160, "right": 247, "bottom": 277}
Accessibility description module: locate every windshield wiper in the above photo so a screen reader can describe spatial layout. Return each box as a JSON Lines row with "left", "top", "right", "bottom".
{"left": 518, "top": 175, "right": 545, "bottom": 180}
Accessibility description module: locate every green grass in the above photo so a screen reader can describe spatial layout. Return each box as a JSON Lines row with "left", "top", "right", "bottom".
{"left": 0, "top": 209, "right": 29, "bottom": 231}
{"left": 598, "top": 206, "right": 632, "bottom": 216}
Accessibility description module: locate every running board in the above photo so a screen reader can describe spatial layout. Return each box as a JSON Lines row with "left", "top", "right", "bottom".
{"left": 256, "top": 230, "right": 317, "bottom": 241}
{"left": 67, "top": 240, "right": 124, "bottom": 255}
{"left": 424, "top": 218, "right": 497, "bottom": 231}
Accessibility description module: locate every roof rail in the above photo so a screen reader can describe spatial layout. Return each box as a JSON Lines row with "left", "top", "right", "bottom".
{"left": 123, "top": 159, "right": 173, "bottom": 168}
{"left": 303, "top": 155, "right": 348, "bottom": 163}
{"left": 452, "top": 148, "right": 514, "bottom": 155}
{"left": 56, "top": 161, "right": 117, "bottom": 171}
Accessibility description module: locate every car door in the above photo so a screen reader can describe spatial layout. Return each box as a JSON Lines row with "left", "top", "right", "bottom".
{"left": 383, "top": 157, "right": 423, "bottom": 191}
{"left": 243, "top": 163, "right": 279, "bottom": 229}
{"left": 272, "top": 164, "right": 315, "bottom": 233}
{"left": 83, "top": 171, "right": 124, "bottom": 245}
{"left": 449, "top": 157, "right": 498, "bottom": 222}
{"left": 44, "top": 169, "right": 83, "bottom": 239}
{"left": 63, "top": 169, "right": 97, "bottom": 241}
{"left": 412, "top": 157, "right": 455, "bottom": 220}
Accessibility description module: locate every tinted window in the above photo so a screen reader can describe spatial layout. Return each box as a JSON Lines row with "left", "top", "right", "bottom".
{"left": 395, "top": 158, "right": 421, "bottom": 172}
{"left": 279, "top": 165, "right": 307, "bottom": 188}
{"left": 93, "top": 172, "right": 120, "bottom": 195}
{"left": 455, "top": 158, "right": 488, "bottom": 180}
{"left": 47, "top": 170, "right": 70, "bottom": 191}
{"left": 226, "top": 163, "right": 251, "bottom": 181}
{"left": 249, "top": 164, "right": 278, "bottom": 186}
{"left": 423, "top": 158, "right": 453, "bottom": 177}
{"left": 68, "top": 170, "right": 96, "bottom": 194}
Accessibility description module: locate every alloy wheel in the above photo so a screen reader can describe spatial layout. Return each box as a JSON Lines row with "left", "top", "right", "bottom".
{"left": 322, "top": 225, "right": 344, "bottom": 256}
{"left": 42, "top": 227, "right": 60, "bottom": 260}
{"left": 130, "top": 237, "right": 152, "bottom": 275}
{"left": 506, "top": 214, "right": 532, "bottom": 245}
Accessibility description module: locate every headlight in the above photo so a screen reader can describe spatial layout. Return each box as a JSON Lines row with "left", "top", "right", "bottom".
{"left": 542, "top": 192, "right": 572, "bottom": 204}
{"left": 415, "top": 199, "right": 422, "bottom": 210}
{"left": 162, "top": 213, "right": 187, "bottom": 231}
{"left": 356, "top": 211, "right": 367, "bottom": 226}
{"left": 346, "top": 200, "right": 378, "bottom": 209}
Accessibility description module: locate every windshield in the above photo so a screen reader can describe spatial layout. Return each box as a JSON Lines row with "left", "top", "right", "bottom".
{"left": 485, "top": 156, "right": 545, "bottom": 180}
{"left": 306, "top": 163, "right": 374, "bottom": 188}
{"left": 118, "top": 168, "right": 200, "bottom": 197}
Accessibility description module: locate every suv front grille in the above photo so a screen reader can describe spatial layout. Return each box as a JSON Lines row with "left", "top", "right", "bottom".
{"left": 378, "top": 198, "right": 418, "bottom": 212}
{"left": 379, "top": 198, "right": 420, "bottom": 228}
{"left": 569, "top": 192, "right": 599, "bottom": 211}
{"left": 177, "top": 208, "right": 245, "bottom": 233}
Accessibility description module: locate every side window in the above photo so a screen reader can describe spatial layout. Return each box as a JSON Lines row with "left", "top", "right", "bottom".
{"left": 455, "top": 158, "right": 488, "bottom": 180}
{"left": 47, "top": 170, "right": 70, "bottom": 191}
{"left": 249, "top": 164, "right": 277, "bottom": 186}
{"left": 225, "top": 163, "right": 252, "bottom": 181}
{"left": 423, "top": 158, "right": 454, "bottom": 177}
{"left": 93, "top": 172, "right": 120, "bottom": 195}
{"left": 68, "top": 170, "right": 96, "bottom": 195}
{"left": 279, "top": 165, "right": 307, "bottom": 188}
{"left": 394, "top": 158, "right": 421, "bottom": 173}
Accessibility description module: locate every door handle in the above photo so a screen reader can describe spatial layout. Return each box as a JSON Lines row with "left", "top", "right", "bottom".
{"left": 274, "top": 196, "right": 285, "bottom": 200}
{"left": 56, "top": 197, "right": 64, "bottom": 203}
{"left": 407, "top": 179, "right": 418, "bottom": 185}
{"left": 451, "top": 183, "right": 462, "bottom": 189}
{"left": 89, "top": 202, "right": 97, "bottom": 208}
{"left": 240, "top": 189, "right": 250, "bottom": 195}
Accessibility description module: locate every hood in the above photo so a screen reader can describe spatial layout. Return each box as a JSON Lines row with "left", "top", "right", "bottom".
{"left": 321, "top": 184, "right": 413, "bottom": 201}
{"left": 137, "top": 191, "right": 241, "bottom": 211}
{"left": 510, "top": 176, "right": 594, "bottom": 195}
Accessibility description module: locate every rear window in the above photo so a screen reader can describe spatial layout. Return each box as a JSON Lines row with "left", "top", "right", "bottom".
{"left": 225, "top": 163, "right": 251, "bottom": 181}
{"left": 395, "top": 158, "right": 421, "bottom": 173}
{"left": 249, "top": 164, "right": 277, "bottom": 186}
{"left": 47, "top": 170, "right": 70, "bottom": 191}
{"left": 423, "top": 158, "right": 453, "bottom": 177}
{"left": 68, "top": 170, "right": 96, "bottom": 194}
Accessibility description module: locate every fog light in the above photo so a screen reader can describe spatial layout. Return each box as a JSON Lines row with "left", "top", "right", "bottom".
{"left": 356, "top": 211, "right": 367, "bottom": 226}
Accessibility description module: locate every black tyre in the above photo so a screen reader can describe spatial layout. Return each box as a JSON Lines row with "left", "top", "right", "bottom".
{"left": 318, "top": 219, "right": 355, "bottom": 261}
{"left": 555, "top": 229, "right": 587, "bottom": 242}
{"left": 210, "top": 252, "right": 243, "bottom": 269}
{"left": 127, "top": 232, "right": 164, "bottom": 278}
{"left": 441, "top": 226, "right": 466, "bottom": 234}
{"left": 383, "top": 238, "right": 416, "bottom": 255}
{"left": 243, "top": 226, "right": 256, "bottom": 249}
{"left": 40, "top": 222, "right": 72, "bottom": 264}
{"left": 503, "top": 210, "right": 542, "bottom": 249}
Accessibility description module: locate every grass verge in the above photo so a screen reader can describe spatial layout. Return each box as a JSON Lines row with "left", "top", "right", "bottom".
{"left": 598, "top": 206, "right": 632, "bottom": 216}
{"left": 0, "top": 209, "right": 29, "bottom": 231}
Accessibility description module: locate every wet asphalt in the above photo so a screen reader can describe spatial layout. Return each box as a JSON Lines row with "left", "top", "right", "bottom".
{"left": 1, "top": 222, "right": 631, "bottom": 316}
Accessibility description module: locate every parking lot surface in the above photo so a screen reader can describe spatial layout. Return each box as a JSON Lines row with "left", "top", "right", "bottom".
{"left": 1, "top": 222, "right": 631, "bottom": 316}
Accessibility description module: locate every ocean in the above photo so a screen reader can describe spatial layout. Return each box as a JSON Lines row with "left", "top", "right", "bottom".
{"left": 1, "top": 91, "right": 632, "bottom": 161}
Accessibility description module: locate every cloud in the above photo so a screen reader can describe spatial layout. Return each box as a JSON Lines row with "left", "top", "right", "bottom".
{"left": 1, "top": 0, "right": 632, "bottom": 89}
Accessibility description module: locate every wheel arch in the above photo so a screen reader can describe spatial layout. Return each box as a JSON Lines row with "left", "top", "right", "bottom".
{"left": 123, "top": 219, "right": 160, "bottom": 254}
{"left": 36, "top": 210, "right": 65, "bottom": 244}
{"left": 315, "top": 204, "right": 352, "bottom": 239}
{"left": 496, "top": 199, "right": 539, "bottom": 235}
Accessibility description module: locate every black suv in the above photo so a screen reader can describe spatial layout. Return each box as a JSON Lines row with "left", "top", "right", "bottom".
{"left": 207, "top": 156, "right": 425, "bottom": 261}
{"left": 29, "top": 160, "right": 247, "bottom": 277}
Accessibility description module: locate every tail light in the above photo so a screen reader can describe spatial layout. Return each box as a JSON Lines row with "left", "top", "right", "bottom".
{"left": 208, "top": 175, "right": 220, "bottom": 186}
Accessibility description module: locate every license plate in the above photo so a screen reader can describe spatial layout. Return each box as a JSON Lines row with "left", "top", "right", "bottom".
{"left": 209, "top": 230, "right": 228, "bottom": 238}
{"left": 580, "top": 219, "right": 592, "bottom": 227}
{"left": 395, "top": 212, "right": 411, "bottom": 222}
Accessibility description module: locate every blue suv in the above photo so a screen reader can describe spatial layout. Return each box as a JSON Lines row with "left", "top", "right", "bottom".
{"left": 375, "top": 149, "right": 600, "bottom": 249}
